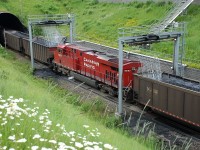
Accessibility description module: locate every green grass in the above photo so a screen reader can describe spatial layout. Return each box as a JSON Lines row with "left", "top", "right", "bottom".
{"left": 0, "top": 48, "right": 156, "bottom": 149}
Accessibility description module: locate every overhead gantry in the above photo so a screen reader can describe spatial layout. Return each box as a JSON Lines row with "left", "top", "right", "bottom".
{"left": 117, "top": 31, "right": 183, "bottom": 116}
{"left": 28, "top": 14, "right": 75, "bottom": 69}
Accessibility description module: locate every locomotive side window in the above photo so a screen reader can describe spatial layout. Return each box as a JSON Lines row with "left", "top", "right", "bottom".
{"left": 110, "top": 72, "right": 113, "bottom": 80}
{"left": 113, "top": 73, "right": 116, "bottom": 82}
{"left": 80, "top": 52, "right": 82, "bottom": 56}
{"left": 106, "top": 70, "right": 108, "bottom": 79}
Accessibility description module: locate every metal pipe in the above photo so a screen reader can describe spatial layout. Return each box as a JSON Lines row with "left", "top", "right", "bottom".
{"left": 118, "top": 39, "right": 123, "bottom": 115}
{"left": 173, "top": 36, "right": 180, "bottom": 76}
{"left": 70, "top": 18, "right": 73, "bottom": 44}
{"left": 28, "top": 22, "right": 34, "bottom": 70}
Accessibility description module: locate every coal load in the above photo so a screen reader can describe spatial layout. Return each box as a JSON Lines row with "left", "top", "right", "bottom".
{"left": 161, "top": 73, "right": 200, "bottom": 92}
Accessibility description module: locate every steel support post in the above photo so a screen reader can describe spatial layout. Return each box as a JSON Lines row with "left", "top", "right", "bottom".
{"left": 69, "top": 19, "right": 73, "bottom": 44}
{"left": 28, "top": 22, "right": 34, "bottom": 70}
{"left": 117, "top": 39, "right": 123, "bottom": 116}
{"left": 173, "top": 36, "right": 180, "bottom": 76}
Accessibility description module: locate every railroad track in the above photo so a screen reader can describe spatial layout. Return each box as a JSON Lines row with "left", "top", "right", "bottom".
{"left": 34, "top": 66, "right": 200, "bottom": 150}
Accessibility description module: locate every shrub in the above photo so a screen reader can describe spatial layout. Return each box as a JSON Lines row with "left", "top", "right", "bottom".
{"left": 105, "top": 115, "right": 122, "bottom": 129}
{"left": 0, "top": 0, "right": 8, "bottom": 2}
{"left": 157, "top": 1, "right": 166, "bottom": 7}
{"left": 135, "top": 3, "right": 144, "bottom": 8}
{"left": 146, "top": 1, "right": 154, "bottom": 6}
{"left": 90, "top": 0, "right": 99, "bottom": 5}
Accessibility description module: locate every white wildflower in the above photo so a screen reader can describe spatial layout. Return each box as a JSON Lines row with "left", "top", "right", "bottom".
{"left": 10, "top": 116, "right": 14, "bottom": 119}
{"left": 1, "top": 121, "right": 7, "bottom": 126}
{"left": 18, "top": 98, "right": 24, "bottom": 102}
{"left": 2, "top": 146, "right": 7, "bottom": 150}
{"left": 104, "top": 144, "right": 113, "bottom": 149}
{"left": 31, "top": 146, "right": 39, "bottom": 150}
{"left": 94, "top": 145, "right": 102, "bottom": 150}
{"left": 0, "top": 105, "right": 5, "bottom": 109}
{"left": 57, "top": 144, "right": 76, "bottom": 150}
{"left": 56, "top": 123, "right": 60, "bottom": 127}
{"left": 49, "top": 140, "right": 57, "bottom": 144}
{"left": 9, "top": 96, "right": 14, "bottom": 99}
{"left": 90, "top": 133, "right": 95, "bottom": 137}
{"left": 31, "top": 112, "right": 38, "bottom": 116}
{"left": 39, "top": 116, "right": 44, "bottom": 120}
{"left": 0, "top": 100, "right": 6, "bottom": 103}
{"left": 40, "top": 138, "right": 45, "bottom": 142}
{"left": 6, "top": 103, "right": 27, "bottom": 115}
{"left": 75, "top": 142, "right": 83, "bottom": 148}
{"left": 45, "top": 120, "right": 52, "bottom": 126}
{"left": 83, "top": 125, "right": 90, "bottom": 128}
{"left": 69, "top": 131, "right": 75, "bottom": 136}
{"left": 84, "top": 141, "right": 94, "bottom": 146}
{"left": 93, "top": 142, "right": 99, "bottom": 145}
{"left": 63, "top": 132, "right": 70, "bottom": 137}
{"left": 15, "top": 138, "right": 27, "bottom": 143}
{"left": 85, "top": 147, "right": 94, "bottom": 150}
{"left": 43, "top": 112, "right": 48, "bottom": 115}
{"left": 60, "top": 125, "right": 65, "bottom": 130}
{"left": 44, "top": 129, "right": 49, "bottom": 133}
{"left": 41, "top": 147, "right": 52, "bottom": 150}
{"left": 8, "top": 135, "right": 15, "bottom": 141}
{"left": 26, "top": 108, "right": 31, "bottom": 111}
{"left": 0, "top": 133, "right": 2, "bottom": 137}
{"left": 58, "top": 142, "right": 67, "bottom": 149}
{"left": 15, "top": 123, "right": 20, "bottom": 126}
{"left": 33, "top": 134, "right": 41, "bottom": 139}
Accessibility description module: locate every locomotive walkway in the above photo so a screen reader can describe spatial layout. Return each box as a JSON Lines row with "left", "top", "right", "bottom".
{"left": 77, "top": 40, "right": 200, "bottom": 82}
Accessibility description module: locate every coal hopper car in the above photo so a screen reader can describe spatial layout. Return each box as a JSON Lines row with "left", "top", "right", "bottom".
{"left": 4, "top": 30, "right": 57, "bottom": 64}
{"left": 133, "top": 73, "right": 200, "bottom": 129}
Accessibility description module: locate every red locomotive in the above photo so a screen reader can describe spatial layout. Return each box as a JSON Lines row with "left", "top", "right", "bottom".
{"left": 53, "top": 43, "right": 142, "bottom": 99}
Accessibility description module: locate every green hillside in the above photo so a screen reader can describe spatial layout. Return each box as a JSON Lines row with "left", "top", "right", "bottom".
{"left": 0, "top": 47, "right": 154, "bottom": 149}
{"left": 0, "top": 0, "right": 200, "bottom": 67}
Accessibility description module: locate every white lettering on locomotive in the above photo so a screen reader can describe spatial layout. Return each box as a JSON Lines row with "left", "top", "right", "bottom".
{"left": 83, "top": 57, "right": 99, "bottom": 69}
{"left": 84, "top": 58, "right": 99, "bottom": 66}
{"left": 84, "top": 62, "right": 95, "bottom": 69}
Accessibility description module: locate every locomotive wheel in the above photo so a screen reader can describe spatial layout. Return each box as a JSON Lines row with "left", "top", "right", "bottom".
{"left": 109, "top": 90, "right": 116, "bottom": 97}
{"left": 100, "top": 87, "right": 106, "bottom": 93}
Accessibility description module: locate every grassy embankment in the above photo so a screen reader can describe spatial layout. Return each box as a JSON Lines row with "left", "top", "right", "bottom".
{"left": 0, "top": 48, "right": 156, "bottom": 149}
{"left": 1, "top": 0, "right": 200, "bottom": 68}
